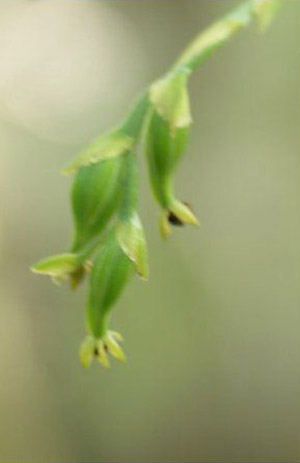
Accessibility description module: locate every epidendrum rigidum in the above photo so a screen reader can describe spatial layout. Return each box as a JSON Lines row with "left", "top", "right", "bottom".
{"left": 32, "top": 0, "right": 280, "bottom": 369}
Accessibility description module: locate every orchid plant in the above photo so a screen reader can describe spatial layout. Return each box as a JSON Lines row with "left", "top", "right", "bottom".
{"left": 32, "top": 0, "right": 280, "bottom": 368}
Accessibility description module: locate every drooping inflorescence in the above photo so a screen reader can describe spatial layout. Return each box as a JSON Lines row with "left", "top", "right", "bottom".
{"left": 31, "top": 0, "right": 280, "bottom": 368}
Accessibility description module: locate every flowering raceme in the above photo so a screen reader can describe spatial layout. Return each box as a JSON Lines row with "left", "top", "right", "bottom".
{"left": 32, "top": 0, "right": 280, "bottom": 368}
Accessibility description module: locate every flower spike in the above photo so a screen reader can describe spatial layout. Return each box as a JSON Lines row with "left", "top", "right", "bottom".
{"left": 31, "top": 0, "right": 281, "bottom": 368}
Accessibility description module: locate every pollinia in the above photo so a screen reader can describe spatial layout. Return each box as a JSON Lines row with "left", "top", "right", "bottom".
{"left": 32, "top": 0, "right": 280, "bottom": 368}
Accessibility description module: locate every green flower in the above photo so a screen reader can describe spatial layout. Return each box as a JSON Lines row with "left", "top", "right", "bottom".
{"left": 79, "top": 331, "right": 126, "bottom": 369}
{"left": 146, "top": 70, "right": 199, "bottom": 237}
{"left": 70, "top": 157, "right": 123, "bottom": 253}
{"left": 85, "top": 231, "right": 133, "bottom": 349}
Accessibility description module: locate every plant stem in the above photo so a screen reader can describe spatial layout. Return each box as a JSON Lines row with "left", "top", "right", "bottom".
{"left": 173, "top": 0, "right": 256, "bottom": 74}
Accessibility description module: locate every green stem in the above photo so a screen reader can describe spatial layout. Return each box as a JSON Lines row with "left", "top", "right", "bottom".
{"left": 173, "top": 0, "right": 256, "bottom": 74}
{"left": 117, "top": 0, "right": 279, "bottom": 140}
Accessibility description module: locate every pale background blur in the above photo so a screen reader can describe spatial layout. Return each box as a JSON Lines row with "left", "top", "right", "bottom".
{"left": 0, "top": 1, "right": 299, "bottom": 462}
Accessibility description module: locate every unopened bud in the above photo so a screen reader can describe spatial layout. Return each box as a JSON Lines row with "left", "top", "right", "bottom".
{"left": 146, "top": 70, "right": 198, "bottom": 237}
{"left": 70, "top": 157, "right": 123, "bottom": 252}
{"left": 116, "top": 213, "right": 149, "bottom": 280}
{"left": 86, "top": 232, "right": 134, "bottom": 341}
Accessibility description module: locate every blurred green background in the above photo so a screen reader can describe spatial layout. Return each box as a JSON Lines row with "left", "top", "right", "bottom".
{"left": 0, "top": 1, "right": 299, "bottom": 462}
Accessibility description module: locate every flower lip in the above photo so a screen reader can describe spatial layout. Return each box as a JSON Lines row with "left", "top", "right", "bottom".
{"left": 168, "top": 201, "right": 194, "bottom": 226}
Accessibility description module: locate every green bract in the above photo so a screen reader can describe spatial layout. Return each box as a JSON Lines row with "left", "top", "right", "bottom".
{"left": 70, "top": 157, "right": 122, "bottom": 252}
{"left": 80, "top": 331, "right": 125, "bottom": 368}
{"left": 86, "top": 232, "right": 134, "bottom": 341}
{"left": 117, "top": 213, "right": 149, "bottom": 280}
{"left": 31, "top": 0, "right": 281, "bottom": 369}
{"left": 31, "top": 253, "right": 80, "bottom": 283}
{"left": 150, "top": 70, "right": 192, "bottom": 132}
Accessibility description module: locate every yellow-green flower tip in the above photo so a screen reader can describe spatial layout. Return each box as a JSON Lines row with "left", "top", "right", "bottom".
{"left": 109, "top": 331, "right": 124, "bottom": 342}
{"left": 79, "top": 331, "right": 126, "bottom": 369}
{"left": 159, "top": 212, "right": 172, "bottom": 240}
{"left": 159, "top": 202, "right": 199, "bottom": 238}
{"left": 117, "top": 214, "right": 149, "bottom": 280}
{"left": 169, "top": 201, "right": 199, "bottom": 227}
{"left": 105, "top": 332, "right": 127, "bottom": 363}
{"left": 79, "top": 336, "right": 95, "bottom": 369}
{"left": 31, "top": 253, "right": 79, "bottom": 282}
{"left": 96, "top": 342, "right": 110, "bottom": 369}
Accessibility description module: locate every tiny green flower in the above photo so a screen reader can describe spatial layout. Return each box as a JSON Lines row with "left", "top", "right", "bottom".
{"left": 79, "top": 331, "right": 126, "bottom": 369}
{"left": 86, "top": 231, "right": 134, "bottom": 343}
{"left": 146, "top": 70, "right": 198, "bottom": 237}
{"left": 70, "top": 157, "right": 123, "bottom": 252}
{"left": 159, "top": 201, "right": 199, "bottom": 239}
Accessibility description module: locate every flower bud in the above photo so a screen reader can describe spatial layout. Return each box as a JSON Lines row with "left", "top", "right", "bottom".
{"left": 85, "top": 232, "right": 133, "bottom": 364}
{"left": 79, "top": 331, "right": 126, "bottom": 369}
{"left": 146, "top": 70, "right": 198, "bottom": 237}
{"left": 116, "top": 213, "right": 149, "bottom": 280}
{"left": 70, "top": 157, "right": 123, "bottom": 253}
{"left": 31, "top": 252, "right": 80, "bottom": 284}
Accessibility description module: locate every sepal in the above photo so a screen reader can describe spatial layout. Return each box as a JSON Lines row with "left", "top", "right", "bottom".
{"left": 150, "top": 70, "right": 192, "bottom": 133}
{"left": 116, "top": 214, "right": 149, "bottom": 280}
{"left": 79, "top": 331, "right": 126, "bottom": 369}
{"left": 70, "top": 157, "right": 122, "bottom": 252}
{"left": 159, "top": 201, "right": 199, "bottom": 239}
{"left": 63, "top": 129, "right": 134, "bottom": 176}
{"left": 31, "top": 253, "right": 80, "bottom": 283}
